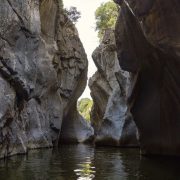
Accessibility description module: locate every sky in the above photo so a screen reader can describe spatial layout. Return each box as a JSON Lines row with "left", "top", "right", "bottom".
{"left": 64, "top": 0, "right": 109, "bottom": 99}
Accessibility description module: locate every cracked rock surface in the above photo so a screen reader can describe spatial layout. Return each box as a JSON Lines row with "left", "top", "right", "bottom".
{"left": 89, "top": 29, "right": 138, "bottom": 147}
{"left": 0, "top": 0, "right": 93, "bottom": 158}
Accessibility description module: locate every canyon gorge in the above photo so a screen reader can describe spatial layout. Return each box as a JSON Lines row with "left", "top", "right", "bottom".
{"left": 0, "top": 0, "right": 180, "bottom": 161}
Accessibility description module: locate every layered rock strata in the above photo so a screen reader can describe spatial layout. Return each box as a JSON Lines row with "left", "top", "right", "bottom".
{"left": 0, "top": 0, "right": 93, "bottom": 158}
{"left": 89, "top": 29, "right": 138, "bottom": 146}
{"left": 115, "top": 0, "right": 180, "bottom": 155}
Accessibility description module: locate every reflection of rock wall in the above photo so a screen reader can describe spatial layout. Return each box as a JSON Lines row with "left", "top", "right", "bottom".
{"left": 0, "top": 0, "right": 93, "bottom": 158}
{"left": 115, "top": 0, "right": 180, "bottom": 155}
{"left": 89, "top": 29, "right": 138, "bottom": 146}
{"left": 0, "top": 145, "right": 179, "bottom": 179}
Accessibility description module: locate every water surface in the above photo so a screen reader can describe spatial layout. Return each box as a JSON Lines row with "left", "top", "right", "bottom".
{"left": 0, "top": 144, "right": 179, "bottom": 180}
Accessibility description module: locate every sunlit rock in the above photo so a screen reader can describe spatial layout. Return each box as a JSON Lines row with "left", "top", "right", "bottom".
{"left": 89, "top": 29, "right": 138, "bottom": 147}
{"left": 0, "top": 0, "right": 92, "bottom": 158}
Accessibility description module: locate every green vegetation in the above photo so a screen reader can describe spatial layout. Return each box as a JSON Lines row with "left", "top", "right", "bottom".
{"left": 65, "top": 6, "right": 81, "bottom": 23}
{"left": 77, "top": 98, "right": 93, "bottom": 122}
{"left": 95, "top": 0, "right": 119, "bottom": 39}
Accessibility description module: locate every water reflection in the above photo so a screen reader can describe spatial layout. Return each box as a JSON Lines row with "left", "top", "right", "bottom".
{"left": 0, "top": 145, "right": 180, "bottom": 180}
{"left": 74, "top": 157, "right": 95, "bottom": 180}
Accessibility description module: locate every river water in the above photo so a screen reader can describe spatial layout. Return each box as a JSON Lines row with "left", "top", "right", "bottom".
{"left": 0, "top": 144, "right": 179, "bottom": 180}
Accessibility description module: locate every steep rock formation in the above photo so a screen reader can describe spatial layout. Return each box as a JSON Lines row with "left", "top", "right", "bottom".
{"left": 0, "top": 0, "right": 93, "bottom": 158}
{"left": 115, "top": 0, "right": 180, "bottom": 155}
{"left": 89, "top": 29, "right": 138, "bottom": 146}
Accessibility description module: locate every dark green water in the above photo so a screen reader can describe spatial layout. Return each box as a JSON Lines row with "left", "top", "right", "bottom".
{"left": 0, "top": 144, "right": 180, "bottom": 180}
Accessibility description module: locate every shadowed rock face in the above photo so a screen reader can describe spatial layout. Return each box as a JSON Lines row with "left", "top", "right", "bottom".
{"left": 89, "top": 29, "right": 138, "bottom": 147}
{"left": 115, "top": 0, "right": 180, "bottom": 155}
{"left": 0, "top": 0, "right": 93, "bottom": 158}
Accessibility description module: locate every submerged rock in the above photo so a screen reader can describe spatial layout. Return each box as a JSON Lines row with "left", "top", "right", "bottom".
{"left": 0, "top": 0, "right": 93, "bottom": 158}
{"left": 89, "top": 29, "right": 138, "bottom": 147}
{"left": 115, "top": 0, "right": 180, "bottom": 155}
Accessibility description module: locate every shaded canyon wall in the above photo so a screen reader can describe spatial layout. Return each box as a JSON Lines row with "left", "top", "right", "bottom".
{"left": 115, "top": 0, "right": 180, "bottom": 155}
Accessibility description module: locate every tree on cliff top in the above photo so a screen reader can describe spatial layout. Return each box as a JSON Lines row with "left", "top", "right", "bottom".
{"left": 95, "top": 1, "right": 119, "bottom": 40}
{"left": 65, "top": 6, "right": 81, "bottom": 23}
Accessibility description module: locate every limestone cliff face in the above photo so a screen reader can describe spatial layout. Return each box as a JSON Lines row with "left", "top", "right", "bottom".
{"left": 0, "top": 0, "right": 93, "bottom": 158}
{"left": 115, "top": 0, "right": 180, "bottom": 155}
{"left": 89, "top": 29, "right": 138, "bottom": 146}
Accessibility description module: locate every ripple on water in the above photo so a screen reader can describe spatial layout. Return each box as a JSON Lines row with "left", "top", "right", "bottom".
{"left": 0, "top": 145, "right": 180, "bottom": 180}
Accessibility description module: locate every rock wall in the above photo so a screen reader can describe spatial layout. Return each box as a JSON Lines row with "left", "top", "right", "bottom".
{"left": 89, "top": 29, "right": 138, "bottom": 146}
{"left": 115, "top": 0, "right": 180, "bottom": 155}
{"left": 0, "top": 0, "right": 93, "bottom": 158}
